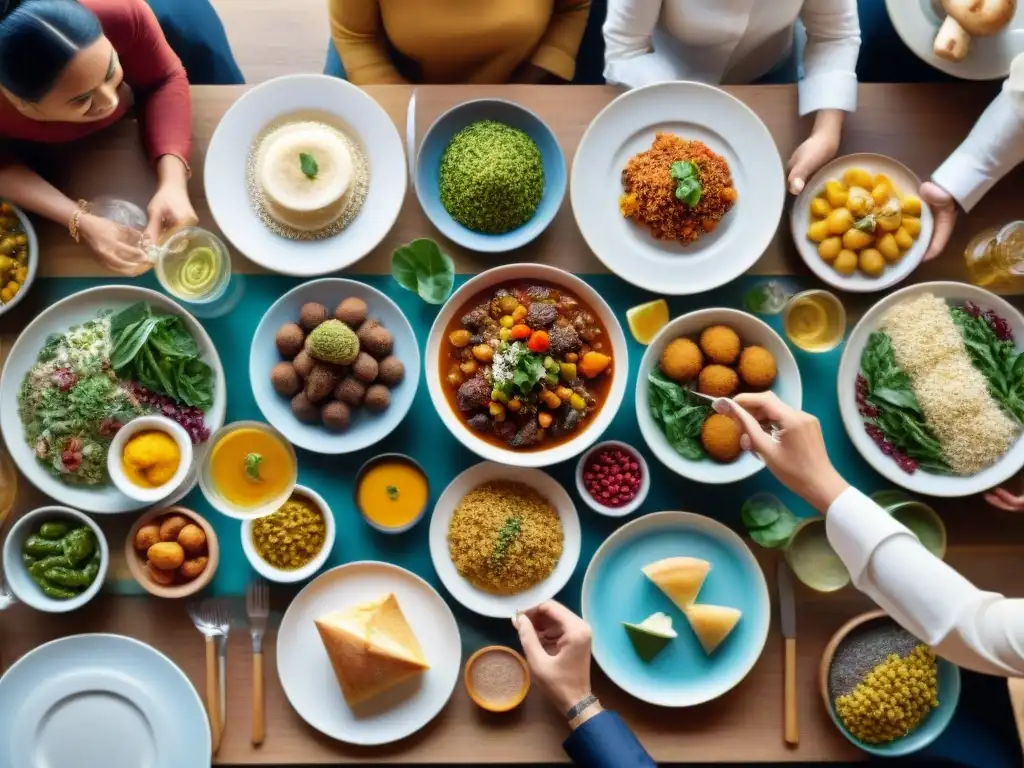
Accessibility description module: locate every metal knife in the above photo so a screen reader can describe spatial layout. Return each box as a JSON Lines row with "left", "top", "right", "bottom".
{"left": 778, "top": 560, "right": 798, "bottom": 746}
{"left": 405, "top": 88, "right": 418, "bottom": 179}
{"left": 217, "top": 633, "right": 227, "bottom": 729}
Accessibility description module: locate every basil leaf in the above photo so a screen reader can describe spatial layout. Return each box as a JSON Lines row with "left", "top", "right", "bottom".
{"left": 741, "top": 493, "right": 784, "bottom": 531}
{"left": 299, "top": 152, "right": 318, "bottom": 179}
{"left": 391, "top": 238, "right": 456, "bottom": 304}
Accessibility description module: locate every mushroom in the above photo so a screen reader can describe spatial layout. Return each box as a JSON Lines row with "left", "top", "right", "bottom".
{"left": 933, "top": 0, "right": 1017, "bottom": 62}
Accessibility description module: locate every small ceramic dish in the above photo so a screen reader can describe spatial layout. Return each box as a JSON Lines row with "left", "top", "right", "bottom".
{"left": 575, "top": 441, "right": 650, "bottom": 517}
{"left": 886, "top": 500, "right": 947, "bottom": 559}
{"left": 464, "top": 646, "right": 531, "bottom": 713}
{"left": 241, "top": 484, "right": 336, "bottom": 583}
{"left": 124, "top": 505, "right": 219, "bottom": 599}
{"left": 3, "top": 506, "right": 109, "bottom": 613}
{"left": 0, "top": 201, "right": 38, "bottom": 320}
{"left": 107, "top": 416, "right": 194, "bottom": 505}
{"left": 820, "top": 610, "right": 960, "bottom": 757}
{"left": 783, "top": 517, "right": 851, "bottom": 593}
{"left": 198, "top": 420, "right": 298, "bottom": 520}
{"left": 353, "top": 453, "right": 430, "bottom": 534}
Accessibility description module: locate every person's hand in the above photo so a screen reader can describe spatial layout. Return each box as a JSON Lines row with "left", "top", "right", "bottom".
{"left": 77, "top": 213, "right": 152, "bottom": 276}
{"left": 787, "top": 109, "right": 843, "bottom": 195}
{"left": 513, "top": 601, "right": 593, "bottom": 713}
{"left": 919, "top": 181, "right": 957, "bottom": 262}
{"left": 716, "top": 392, "right": 849, "bottom": 513}
{"left": 145, "top": 180, "right": 197, "bottom": 245}
{"left": 984, "top": 486, "right": 1024, "bottom": 512}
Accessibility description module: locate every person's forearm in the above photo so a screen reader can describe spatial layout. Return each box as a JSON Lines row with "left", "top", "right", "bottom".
{"left": 156, "top": 154, "right": 189, "bottom": 191}
{"left": 0, "top": 164, "right": 78, "bottom": 225}
{"left": 805, "top": 466, "right": 849, "bottom": 514}
{"left": 811, "top": 109, "right": 844, "bottom": 147}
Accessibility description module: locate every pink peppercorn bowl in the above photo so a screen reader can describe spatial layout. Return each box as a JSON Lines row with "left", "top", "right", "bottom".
{"left": 575, "top": 441, "right": 650, "bottom": 517}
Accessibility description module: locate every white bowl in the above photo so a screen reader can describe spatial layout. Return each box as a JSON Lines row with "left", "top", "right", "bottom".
{"left": 241, "top": 484, "right": 336, "bottom": 583}
{"left": 636, "top": 308, "right": 802, "bottom": 484}
{"left": 106, "top": 416, "right": 194, "bottom": 504}
{"left": 3, "top": 506, "right": 109, "bottom": 613}
{"left": 425, "top": 264, "right": 628, "bottom": 468}
{"left": 0, "top": 202, "right": 37, "bottom": 319}
{"left": 838, "top": 281, "right": 1024, "bottom": 497}
{"left": 574, "top": 440, "right": 650, "bottom": 517}
{"left": 429, "top": 461, "right": 581, "bottom": 618}
{"left": 790, "top": 153, "right": 934, "bottom": 294}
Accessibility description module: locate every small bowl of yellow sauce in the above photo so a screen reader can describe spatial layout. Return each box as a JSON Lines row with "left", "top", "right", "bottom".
{"left": 354, "top": 453, "right": 430, "bottom": 533}
{"left": 152, "top": 226, "right": 231, "bottom": 305}
{"left": 782, "top": 289, "right": 847, "bottom": 353}
{"left": 199, "top": 421, "right": 297, "bottom": 520}
{"left": 241, "top": 484, "right": 335, "bottom": 583}
{"left": 465, "top": 646, "right": 530, "bottom": 713}
{"left": 108, "top": 416, "right": 194, "bottom": 504}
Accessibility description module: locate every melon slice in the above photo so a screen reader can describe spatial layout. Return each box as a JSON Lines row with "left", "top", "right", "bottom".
{"left": 642, "top": 557, "right": 711, "bottom": 610}
{"left": 623, "top": 612, "right": 677, "bottom": 662}
{"left": 684, "top": 604, "right": 742, "bottom": 655}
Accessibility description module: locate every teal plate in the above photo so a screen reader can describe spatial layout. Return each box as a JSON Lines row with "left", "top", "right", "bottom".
{"left": 582, "top": 511, "right": 770, "bottom": 707}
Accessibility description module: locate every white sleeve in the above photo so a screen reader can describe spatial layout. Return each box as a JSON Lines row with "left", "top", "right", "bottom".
{"left": 930, "top": 84, "right": 1024, "bottom": 212}
{"left": 797, "top": 0, "right": 861, "bottom": 115}
{"left": 826, "top": 487, "right": 1024, "bottom": 677}
{"left": 602, "top": 0, "right": 682, "bottom": 89}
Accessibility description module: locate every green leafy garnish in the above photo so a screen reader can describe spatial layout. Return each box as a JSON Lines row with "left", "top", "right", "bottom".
{"left": 490, "top": 515, "right": 522, "bottom": 569}
{"left": 949, "top": 307, "right": 1024, "bottom": 423}
{"left": 299, "top": 152, "right": 318, "bottom": 179}
{"left": 669, "top": 161, "right": 702, "bottom": 207}
{"left": 245, "top": 453, "right": 263, "bottom": 481}
{"left": 647, "top": 369, "right": 710, "bottom": 460}
{"left": 108, "top": 302, "right": 213, "bottom": 410}
{"left": 741, "top": 493, "right": 800, "bottom": 549}
{"left": 386, "top": 485, "right": 399, "bottom": 500}
{"left": 391, "top": 238, "right": 455, "bottom": 304}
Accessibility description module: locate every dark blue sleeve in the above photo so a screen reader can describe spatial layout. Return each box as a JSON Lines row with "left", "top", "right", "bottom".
{"left": 563, "top": 710, "right": 657, "bottom": 767}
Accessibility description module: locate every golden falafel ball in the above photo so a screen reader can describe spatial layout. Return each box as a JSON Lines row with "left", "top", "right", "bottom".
{"left": 738, "top": 346, "right": 777, "bottom": 389}
{"left": 701, "top": 413, "right": 742, "bottom": 463}
{"left": 699, "top": 325, "right": 741, "bottom": 365}
{"left": 659, "top": 337, "right": 703, "bottom": 381}
{"left": 698, "top": 364, "right": 739, "bottom": 398}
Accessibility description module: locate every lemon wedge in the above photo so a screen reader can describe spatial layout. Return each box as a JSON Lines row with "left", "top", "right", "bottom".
{"left": 626, "top": 299, "right": 669, "bottom": 345}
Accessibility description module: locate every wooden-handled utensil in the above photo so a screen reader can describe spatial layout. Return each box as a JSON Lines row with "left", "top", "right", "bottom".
{"left": 189, "top": 601, "right": 226, "bottom": 754}
{"left": 247, "top": 579, "right": 270, "bottom": 746}
{"left": 778, "top": 560, "right": 798, "bottom": 746}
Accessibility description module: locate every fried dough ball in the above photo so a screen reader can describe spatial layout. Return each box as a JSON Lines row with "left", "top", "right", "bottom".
{"left": 159, "top": 515, "right": 189, "bottom": 542}
{"left": 701, "top": 413, "right": 742, "bottom": 463}
{"left": 659, "top": 338, "right": 703, "bottom": 382}
{"left": 147, "top": 560, "right": 176, "bottom": 585}
{"left": 179, "top": 556, "right": 209, "bottom": 581}
{"left": 698, "top": 364, "right": 740, "bottom": 398}
{"left": 134, "top": 524, "right": 161, "bottom": 552}
{"left": 738, "top": 346, "right": 777, "bottom": 390}
{"left": 177, "top": 524, "right": 207, "bottom": 556}
{"left": 699, "top": 325, "right": 741, "bottom": 365}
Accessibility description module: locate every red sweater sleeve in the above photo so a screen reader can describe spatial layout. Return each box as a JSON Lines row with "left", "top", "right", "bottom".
{"left": 90, "top": 0, "right": 192, "bottom": 167}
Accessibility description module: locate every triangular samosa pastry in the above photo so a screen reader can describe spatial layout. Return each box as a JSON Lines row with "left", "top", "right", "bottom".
{"left": 684, "top": 604, "right": 742, "bottom": 655}
{"left": 314, "top": 593, "right": 429, "bottom": 706}
{"left": 642, "top": 557, "right": 711, "bottom": 610}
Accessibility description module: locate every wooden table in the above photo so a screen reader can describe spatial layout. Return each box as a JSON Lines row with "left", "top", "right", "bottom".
{"left": 2, "top": 84, "right": 1024, "bottom": 765}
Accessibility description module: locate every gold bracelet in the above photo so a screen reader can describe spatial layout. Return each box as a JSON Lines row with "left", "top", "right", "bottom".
{"left": 68, "top": 199, "right": 91, "bottom": 243}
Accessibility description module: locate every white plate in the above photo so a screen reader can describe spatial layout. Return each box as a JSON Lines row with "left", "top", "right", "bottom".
{"left": 276, "top": 561, "right": 461, "bottom": 746}
{"left": 636, "top": 308, "right": 802, "bottom": 484}
{"left": 838, "top": 281, "right": 1024, "bottom": 497}
{"left": 204, "top": 74, "right": 406, "bottom": 276}
{"left": 791, "top": 154, "right": 934, "bottom": 294}
{"left": 887, "top": 0, "right": 1024, "bottom": 80}
{"left": 571, "top": 81, "right": 784, "bottom": 295}
{"left": 429, "top": 461, "right": 582, "bottom": 618}
{"left": 249, "top": 278, "right": 420, "bottom": 454}
{"left": 0, "top": 634, "right": 209, "bottom": 768}
{"left": 0, "top": 286, "right": 226, "bottom": 514}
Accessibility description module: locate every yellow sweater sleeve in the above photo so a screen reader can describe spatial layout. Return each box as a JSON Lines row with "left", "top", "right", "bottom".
{"left": 329, "top": 0, "right": 408, "bottom": 85}
{"left": 529, "top": 0, "right": 591, "bottom": 82}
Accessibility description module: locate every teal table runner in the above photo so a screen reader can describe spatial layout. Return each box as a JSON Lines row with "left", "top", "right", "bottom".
{"left": 25, "top": 274, "right": 1021, "bottom": 767}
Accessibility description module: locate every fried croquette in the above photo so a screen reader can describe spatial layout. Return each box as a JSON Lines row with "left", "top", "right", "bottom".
{"left": 700, "top": 325, "right": 741, "bottom": 365}
{"left": 738, "top": 345, "right": 777, "bottom": 389}
{"left": 660, "top": 337, "right": 703, "bottom": 381}
{"left": 697, "top": 364, "right": 739, "bottom": 398}
{"left": 701, "top": 413, "right": 742, "bottom": 462}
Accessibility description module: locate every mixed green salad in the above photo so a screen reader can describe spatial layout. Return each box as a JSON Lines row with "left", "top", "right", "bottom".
{"left": 18, "top": 302, "right": 214, "bottom": 487}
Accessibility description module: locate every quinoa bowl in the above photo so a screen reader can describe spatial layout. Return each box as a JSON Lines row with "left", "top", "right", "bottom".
{"left": 415, "top": 99, "right": 566, "bottom": 253}
{"left": 426, "top": 264, "right": 628, "bottom": 468}
{"left": 837, "top": 282, "right": 1024, "bottom": 497}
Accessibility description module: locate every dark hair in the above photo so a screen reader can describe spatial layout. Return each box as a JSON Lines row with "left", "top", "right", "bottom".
{"left": 0, "top": 0, "right": 102, "bottom": 102}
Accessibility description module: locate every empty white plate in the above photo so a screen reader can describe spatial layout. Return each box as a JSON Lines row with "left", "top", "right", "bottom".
{"left": 0, "top": 634, "right": 209, "bottom": 768}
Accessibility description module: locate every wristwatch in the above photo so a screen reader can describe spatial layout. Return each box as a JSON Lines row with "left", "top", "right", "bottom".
{"left": 566, "top": 693, "right": 599, "bottom": 721}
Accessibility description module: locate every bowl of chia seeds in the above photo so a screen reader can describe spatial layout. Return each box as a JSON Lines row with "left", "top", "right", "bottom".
{"left": 820, "top": 610, "right": 960, "bottom": 757}
{"left": 415, "top": 99, "right": 566, "bottom": 253}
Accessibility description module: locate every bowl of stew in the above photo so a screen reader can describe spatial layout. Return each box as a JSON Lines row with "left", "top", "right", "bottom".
{"left": 426, "top": 264, "right": 627, "bottom": 467}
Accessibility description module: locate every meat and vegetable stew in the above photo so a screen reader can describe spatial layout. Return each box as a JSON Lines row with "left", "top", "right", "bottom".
{"left": 441, "top": 281, "right": 614, "bottom": 450}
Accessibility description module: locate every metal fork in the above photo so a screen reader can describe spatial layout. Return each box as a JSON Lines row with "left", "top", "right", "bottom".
{"left": 188, "top": 599, "right": 227, "bottom": 755}
{"left": 246, "top": 579, "right": 269, "bottom": 746}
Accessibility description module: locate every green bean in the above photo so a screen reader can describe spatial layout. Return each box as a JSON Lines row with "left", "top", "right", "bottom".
{"left": 38, "top": 522, "right": 69, "bottom": 540}
{"left": 40, "top": 583, "right": 78, "bottom": 600}
{"left": 23, "top": 535, "right": 63, "bottom": 557}
{"left": 22, "top": 553, "right": 36, "bottom": 569}
{"left": 43, "top": 566, "right": 95, "bottom": 589}
{"left": 29, "top": 555, "right": 71, "bottom": 580}
{"left": 61, "top": 527, "right": 95, "bottom": 567}
{"left": 83, "top": 561, "right": 99, "bottom": 582}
